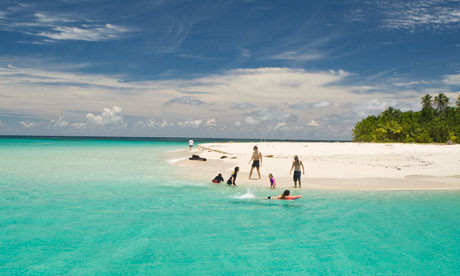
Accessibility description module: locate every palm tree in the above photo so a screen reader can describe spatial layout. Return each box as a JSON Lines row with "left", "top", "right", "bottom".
{"left": 421, "top": 94, "right": 433, "bottom": 109}
{"left": 434, "top": 93, "right": 449, "bottom": 112}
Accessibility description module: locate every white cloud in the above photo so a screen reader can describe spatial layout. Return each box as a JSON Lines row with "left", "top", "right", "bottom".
{"left": 0, "top": 65, "right": 441, "bottom": 139}
{"left": 135, "top": 121, "right": 144, "bottom": 127}
{"left": 164, "top": 96, "right": 205, "bottom": 106}
{"left": 364, "top": 99, "right": 391, "bottom": 111}
{"left": 51, "top": 116, "right": 69, "bottom": 127}
{"left": 270, "top": 51, "right": 323, "bottom": 61}
{"left": 246, "top": 107, "right": 298, "bottom": 122}
{"left": 351, "top": 99, "right": 394, "bottom": 117}
{"left": 290, "top": 100, "right": 331, "bottom": 110}
{"left": 20, "top": 120, "right": 36, "bottom": 128}
{"left": 206, "top": 118, "right": 216, "bottom": 127}
{"left": 136, "top": 119, "right": 170, "bottom": 128}
{"left": 444, "top": 74, "right": 460, "bottom": 85}
{"left": 314, "top": 101, "right": 332, "bottom": 108}
{"left": 307, "top": 120, "right": 319, "bottom": 127}
{"left": 235, "top": 122, "right": 241, "bottom": 126}
{"left": 37, "top": 24, "right": 129, "bottom": 42}
{"left": 231, "top": 103, "right": 257, "bottom": 110}
{"left": 35, "top": 13, "right": 73, "bottom": 23}
{"left": 371, "top": 0, "right": 460, "bottom": 31}
{"left": 160, "top": 120, "right": 173, "bottom": 128}
{"left": 177, "top": 119, "right": 202, "bottom": 128}
{"left": 246, "top": 117, "right": 259, "bottom": 125}
{"left": 86, "top": 106, "right": 124, "bottom": 126}
{"left": 146, "top": 119, "right": 156, "bottom": 128}
{"left": 71, "top": 122, "right": 86, "bottom": 129}
{"left": 344, "top": 97, "right": 421, "bottom": 118}
{"left": 394, "top": 80, "right": 429, "bottom": 87}
{"left": 0, "top": 4, "right": 130, "bottom": 43}
{"left": 273, "top": 122, "right": 288, "bottom": 131}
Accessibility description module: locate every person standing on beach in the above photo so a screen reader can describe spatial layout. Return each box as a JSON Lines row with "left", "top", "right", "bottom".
{"left": 290, "top": 155, "right": 305, "bottom": 188}
{"left": 188, "top": 139, "right": 194, "bottom": 151}
{"left": 268, "top": 173, "right": 276, "bottom": 189}
{"left": 248, "top": 146, "right": 262, "bottom": 179}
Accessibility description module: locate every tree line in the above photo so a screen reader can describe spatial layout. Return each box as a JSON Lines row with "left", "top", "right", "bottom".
{"left": 353, "top": 93, "right": 460, "bottom": 143}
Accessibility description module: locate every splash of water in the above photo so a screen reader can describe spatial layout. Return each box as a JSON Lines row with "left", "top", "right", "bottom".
{"left": 233, "top": 188, "right": 255, "bottom": 199}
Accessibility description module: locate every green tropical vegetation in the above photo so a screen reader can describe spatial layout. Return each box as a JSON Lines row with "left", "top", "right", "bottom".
{"left": 353, "top": 93, "right": 460, "bottom": 143}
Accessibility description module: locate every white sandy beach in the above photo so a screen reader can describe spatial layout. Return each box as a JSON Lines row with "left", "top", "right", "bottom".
{"left": 166, "top": 142, "right": 460, "bottom": 190}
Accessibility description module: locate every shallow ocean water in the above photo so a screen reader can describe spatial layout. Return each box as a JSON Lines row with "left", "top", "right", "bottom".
{"left": 1, "top": 138, "right": 459, "bottom": 275}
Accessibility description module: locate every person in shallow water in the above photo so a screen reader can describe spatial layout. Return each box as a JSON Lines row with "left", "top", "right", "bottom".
{"left": 248, "top": 146, "right": 262, "bottom": 179}
{"left": 267, "top": 190, "right": 291, "bottom": 199}
{"left": 212, "top": 173, "right": 224, "bottom": 183}
{"left": 227, "top": 167, "right": 239, "bottom": 186}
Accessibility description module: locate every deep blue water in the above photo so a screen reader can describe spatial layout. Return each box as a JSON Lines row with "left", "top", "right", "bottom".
{"left": 0, "top": 138, "right": 459, "bottom": 275}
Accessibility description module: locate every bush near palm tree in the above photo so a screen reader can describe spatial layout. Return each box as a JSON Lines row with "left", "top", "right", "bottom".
{"left": 353, "top": 94, "right": 459, "bottom": 143}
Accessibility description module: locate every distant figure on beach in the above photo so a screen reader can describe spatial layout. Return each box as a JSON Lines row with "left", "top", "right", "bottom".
{"left": 227, "top": 167, "right": 239, "bottom": 186}
{"left": 268, "top": 190, "right": 290, "bottom": 199}
{"left": 290, "top": 155, "right": 305, "bottom": 188}
{"left": 268, "top": 173, "right": 276, "bottom": 189}
{"left": 248, "top": 146, "right": 262, "bottom": 179}
{"left": 212, "top": 173, "right": 224, "bottom": 184}
{"left": 188, "top": 139, "right": 194, "bottom": 151}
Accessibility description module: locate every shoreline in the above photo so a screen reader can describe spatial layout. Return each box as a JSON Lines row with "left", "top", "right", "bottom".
{"left": 165, "top": 142, "right": 460, "bottom": 190}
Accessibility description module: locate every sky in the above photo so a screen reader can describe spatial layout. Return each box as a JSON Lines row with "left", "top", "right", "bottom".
{"left": 0, "top": 0, "right": 459, "bottom": 140}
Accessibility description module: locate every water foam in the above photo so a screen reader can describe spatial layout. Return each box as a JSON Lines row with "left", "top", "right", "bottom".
{"left": 167, "top": 157, "right": 187, "bottom": 164}
{"left": 233, "top": 189, "right": 256, "bottom": 199}
{"left": 166, "top": 149, "right": 186, "bottom": 153}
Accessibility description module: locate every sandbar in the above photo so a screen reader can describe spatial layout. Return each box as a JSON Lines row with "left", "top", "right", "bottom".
{"left": 165, "top": 142, "right": 460, "bottom": 190}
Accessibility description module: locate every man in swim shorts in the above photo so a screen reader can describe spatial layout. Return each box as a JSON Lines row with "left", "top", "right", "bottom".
{"left": 290, "top": 155, "right": 305, "bottom": 188}
{"left": 248, "top": 146, "right": 262, "bottom": 179}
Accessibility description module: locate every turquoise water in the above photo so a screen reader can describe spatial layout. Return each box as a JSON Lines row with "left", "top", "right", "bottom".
{"left": 1, "top": 138, "right": 460, "bottom": 275}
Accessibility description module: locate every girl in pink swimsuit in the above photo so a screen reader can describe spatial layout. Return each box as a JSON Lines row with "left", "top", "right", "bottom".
{"left": 268, "top": 173, "right": 276, "bottom": 189}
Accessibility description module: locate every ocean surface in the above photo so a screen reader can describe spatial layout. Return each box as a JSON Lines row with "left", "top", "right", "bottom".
{"left": 1, "top": 137, "right": 459, "bottom": 275}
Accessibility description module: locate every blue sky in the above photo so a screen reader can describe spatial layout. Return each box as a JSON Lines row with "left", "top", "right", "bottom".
{"left": 0, "top": 0, "right": 459, "bottom": 139}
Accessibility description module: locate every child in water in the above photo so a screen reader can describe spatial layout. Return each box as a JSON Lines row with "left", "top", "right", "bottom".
{"left": 227, "top": 167, "right": 239, "bottom": 186}
{"left": 268, "top": 190, "right": 290, "bottom": 200}
{"left": 268, "top": 173, "right": 276, "bottom": 189}
{"left": 212, "top": 173, "right": 224, "bottom": 184}
{"left": 267, "top": 190, "right": 302, "bottom": 200}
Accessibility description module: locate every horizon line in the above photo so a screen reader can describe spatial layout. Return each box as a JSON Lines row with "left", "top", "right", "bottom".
{"left": 0, "top": 134, "right": 351, "bottom": 143}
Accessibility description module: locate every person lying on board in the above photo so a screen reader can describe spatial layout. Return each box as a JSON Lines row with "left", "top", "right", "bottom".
{"left": 212, "top": 173, "right": 224, "bottom": 184}
{"left": 267, "top": 190, "right": 302, "bottom": 200}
